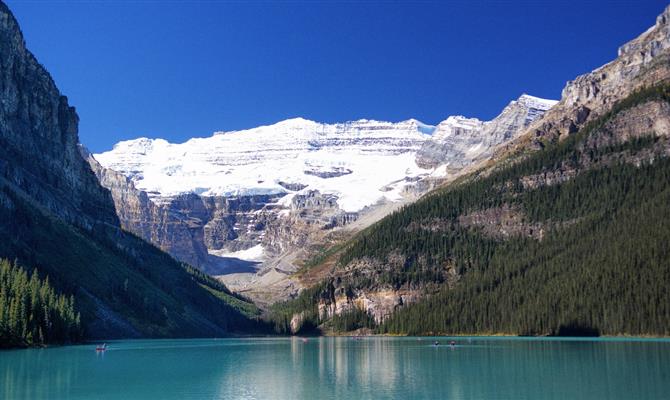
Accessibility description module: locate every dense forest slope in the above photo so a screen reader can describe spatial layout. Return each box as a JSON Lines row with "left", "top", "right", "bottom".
{"left": 0, "top": 259, "right": 81, "bottom": 348}
{"left": 0, "top": 2, "right": 261, "bottom": 342}
{"left": 270, "top": 7, "right": 670, "bottom": 336}
{"left": 377, "top": 87, "right": 670, "bottom": 336}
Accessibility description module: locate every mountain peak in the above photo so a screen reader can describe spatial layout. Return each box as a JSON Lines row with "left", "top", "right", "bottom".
{"left": 95, "top": 116, "right": 432, "bottom": 211}
{"left": 440, "top": 115, "right": 483, "bottom": 128}
{"left": 112, "top": 137, "right": 169, "bottom": 152}
{"left": 515, "top": 94, "right": 558, "bottom": 110}
{"left": 275, "top": 117, "right": 318, "bottom": 127}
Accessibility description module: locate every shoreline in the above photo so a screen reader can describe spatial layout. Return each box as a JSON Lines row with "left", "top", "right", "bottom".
{"left": 3, "top": 332, "right": 669, "bottom": 351}
{"left": 323, "top": 333, "right": 670, "bottom": 340}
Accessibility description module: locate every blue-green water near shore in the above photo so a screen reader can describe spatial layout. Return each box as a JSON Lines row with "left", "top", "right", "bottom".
{"left": 1, "top": 337, "right": 668, "bottom": 399}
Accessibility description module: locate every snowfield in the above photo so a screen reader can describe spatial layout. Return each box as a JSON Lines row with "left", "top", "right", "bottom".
{"left": 95, "top": 118, "right": 440, "bottom": 212}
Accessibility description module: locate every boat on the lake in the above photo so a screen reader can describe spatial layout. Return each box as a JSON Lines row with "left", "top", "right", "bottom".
{"left": 95, "top": 343, "right": 107, "bottom": 351}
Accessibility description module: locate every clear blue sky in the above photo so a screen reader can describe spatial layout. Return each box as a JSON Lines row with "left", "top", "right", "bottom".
{"left": 6, "top": 0, "right": 667, "bottom": 152}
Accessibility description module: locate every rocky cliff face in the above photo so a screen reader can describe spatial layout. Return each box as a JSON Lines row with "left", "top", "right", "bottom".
{"left": 511, "top": 5, "right": 670, "bottom": 151}
{"left": 84, "top": 148, "right": 210, "bottom": 267}
{"left": 0, "top": 3, "right": 118, "bottom": 230}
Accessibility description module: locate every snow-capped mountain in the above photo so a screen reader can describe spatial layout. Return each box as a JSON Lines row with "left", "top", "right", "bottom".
{"left": 96, "top": 95, "right": 556, "bottom": 214}
{"left": 96, "top": 118, "right": 437, "bottom": 212}
{"left": 92, "top": 93, "right": 556, "bottom": 302}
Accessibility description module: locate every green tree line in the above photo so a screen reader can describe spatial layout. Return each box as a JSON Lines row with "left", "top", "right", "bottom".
{"left": 0, "top": 259, "right": 81, "bottom": 348}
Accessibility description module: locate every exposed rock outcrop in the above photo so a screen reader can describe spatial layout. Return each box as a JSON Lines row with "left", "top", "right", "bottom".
{"left": 317, "top": 289, "right": 423, "bottom": 325}
{"left": 458, "top": 205, "right": 545, "bottom": 240}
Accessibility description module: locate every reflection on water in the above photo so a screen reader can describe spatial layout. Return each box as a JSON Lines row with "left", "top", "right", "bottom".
{"left": 1, "top": 337, "right": 669, "bottom": 400}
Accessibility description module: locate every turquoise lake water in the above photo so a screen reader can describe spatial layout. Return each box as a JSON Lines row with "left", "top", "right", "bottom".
{"left": 1, "top": 337, "right": 669, "bottom": 399}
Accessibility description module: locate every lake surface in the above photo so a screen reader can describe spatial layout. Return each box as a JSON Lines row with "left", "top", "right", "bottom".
{"left": 1, "top": 336, "right": 669, "bottom": 399}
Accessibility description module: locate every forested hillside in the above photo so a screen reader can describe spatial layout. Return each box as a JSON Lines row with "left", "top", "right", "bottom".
{"left": 269, "top": 85, "right": 670, "bottom": 336}
{"left": 0, "top": 259, "right": 81, "bottom": 348}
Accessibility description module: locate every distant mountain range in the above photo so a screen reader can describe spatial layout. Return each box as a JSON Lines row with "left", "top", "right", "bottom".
{"left": 91, "top": 93, "right": 555, "bottom": 303}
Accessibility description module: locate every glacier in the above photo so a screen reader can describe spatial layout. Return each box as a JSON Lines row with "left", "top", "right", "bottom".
{"left": 95, "top": 117, "right": 440, "bottom": 212}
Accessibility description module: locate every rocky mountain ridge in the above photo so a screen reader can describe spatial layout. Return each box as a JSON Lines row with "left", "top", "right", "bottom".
{"left": 416, "top": 95, "right": 556, "bottom": 169}
{"left": 500, "top": 4, "right": 670, "bottom": 157}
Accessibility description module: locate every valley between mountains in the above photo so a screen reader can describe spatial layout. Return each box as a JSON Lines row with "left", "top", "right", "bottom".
{"left": 1, "top": 1, "right": 669, "bottom": 346}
